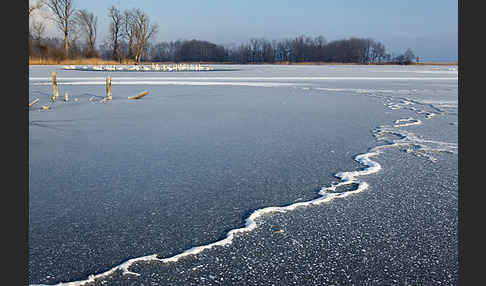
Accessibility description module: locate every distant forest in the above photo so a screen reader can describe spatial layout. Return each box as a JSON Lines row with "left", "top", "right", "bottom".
{"left": 29, "top": 1, "right": 417, "bottom": 65}
{"left": 146, "top": 36, "right": 416, "bottom": 65}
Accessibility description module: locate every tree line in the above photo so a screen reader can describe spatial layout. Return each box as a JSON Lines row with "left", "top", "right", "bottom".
{"left": 29, "top": 0, "right": 158, "bottom": 64}
{"left": 29, "top": 0, "right": 417, "bottom": 65}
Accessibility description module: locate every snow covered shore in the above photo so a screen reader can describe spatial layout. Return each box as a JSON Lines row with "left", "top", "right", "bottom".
{"left": 63, "top": 63, "right": 214, "bottom": 72}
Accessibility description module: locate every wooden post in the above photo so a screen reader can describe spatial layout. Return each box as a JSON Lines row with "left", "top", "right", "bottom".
{"left": 106, "top": 76, "right": 112, "bottom": 100}
{"left": 29, "top": 98, "right": 40, "bottom": 107}
{"left": 51, "top": 72, "right": 59, "bottom": 101}
{"left": 128, "top": 91, "right": 148, "bottom": 100}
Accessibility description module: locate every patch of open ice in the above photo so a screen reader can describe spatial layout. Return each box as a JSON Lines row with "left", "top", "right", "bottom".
{"left": 43, "top": 135, "right": 385, "bottom": 286}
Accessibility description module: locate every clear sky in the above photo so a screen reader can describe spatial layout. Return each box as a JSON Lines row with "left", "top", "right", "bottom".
{"left": 32, "top": 0, "right": 458, "bottom": 61}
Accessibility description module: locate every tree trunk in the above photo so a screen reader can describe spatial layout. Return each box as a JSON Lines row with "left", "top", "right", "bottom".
{"left": 113, "top": 38, "right": 118, "bottom": 62}
{"left": 64, "top": 32, "right": 69, "bottom": 59}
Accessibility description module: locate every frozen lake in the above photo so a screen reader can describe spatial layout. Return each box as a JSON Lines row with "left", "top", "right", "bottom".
{"left": 29, "top": 64, "right": 458, "bottom": 285}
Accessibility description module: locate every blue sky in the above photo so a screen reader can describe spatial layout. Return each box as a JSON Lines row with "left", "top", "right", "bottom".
{"left": 34, "top": 0, "right": 458, "bottom": 61}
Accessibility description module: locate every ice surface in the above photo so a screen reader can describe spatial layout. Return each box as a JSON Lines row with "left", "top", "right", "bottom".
{"left": 29, "top": 64, "right": 458, "bottom": 285}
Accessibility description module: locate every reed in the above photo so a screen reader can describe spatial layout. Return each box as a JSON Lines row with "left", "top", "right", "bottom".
{"left": 29, "top": 57, "right": 137, "bottom": 65}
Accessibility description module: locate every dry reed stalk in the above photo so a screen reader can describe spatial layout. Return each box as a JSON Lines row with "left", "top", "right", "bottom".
{"left": 29, "top": 57, "right": 137, "bottom": 65}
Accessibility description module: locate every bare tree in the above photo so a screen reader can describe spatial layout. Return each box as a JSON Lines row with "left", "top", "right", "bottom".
{"left": 29, "top": 1, "right": 44, "bottom": 53}
{"left": 75, "top": 9, "right": 97, "bottom": 57}
{"left": 249, "top": 38, "right": 261, "bottom": 63}
{"left": 262, "top": 38, "right": 275, "bottom": 63}
{"left": 29, "top": 19, "right": 46, "bottom": 57}
{"left": 31, "top": 20, "right": 46, "bottom": 41}
{"left": 108, "top": 6, "right": 123, "bottom": 62}
{"left": 404, "top": 48, "right": 415, "bottom": 63}
{"left": 122, "top": 9, "right": 136, "bottom": 61}
{"left": 130, "top": 9, "right": 158, "bottom": 64}
{"left": 68, "top": 19, "right": 82, "bottom": 58}
{"left": 44, "top": 0, "right": 76, "bottom": 59}
{"left": 29, "top": 0, "right": 43, "bottom": 16}
{"left": 393, "top": 48, "right": 415, "bottom": 65}
{"left": 370, "top": 41, "right": 386, "bottom": 63}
